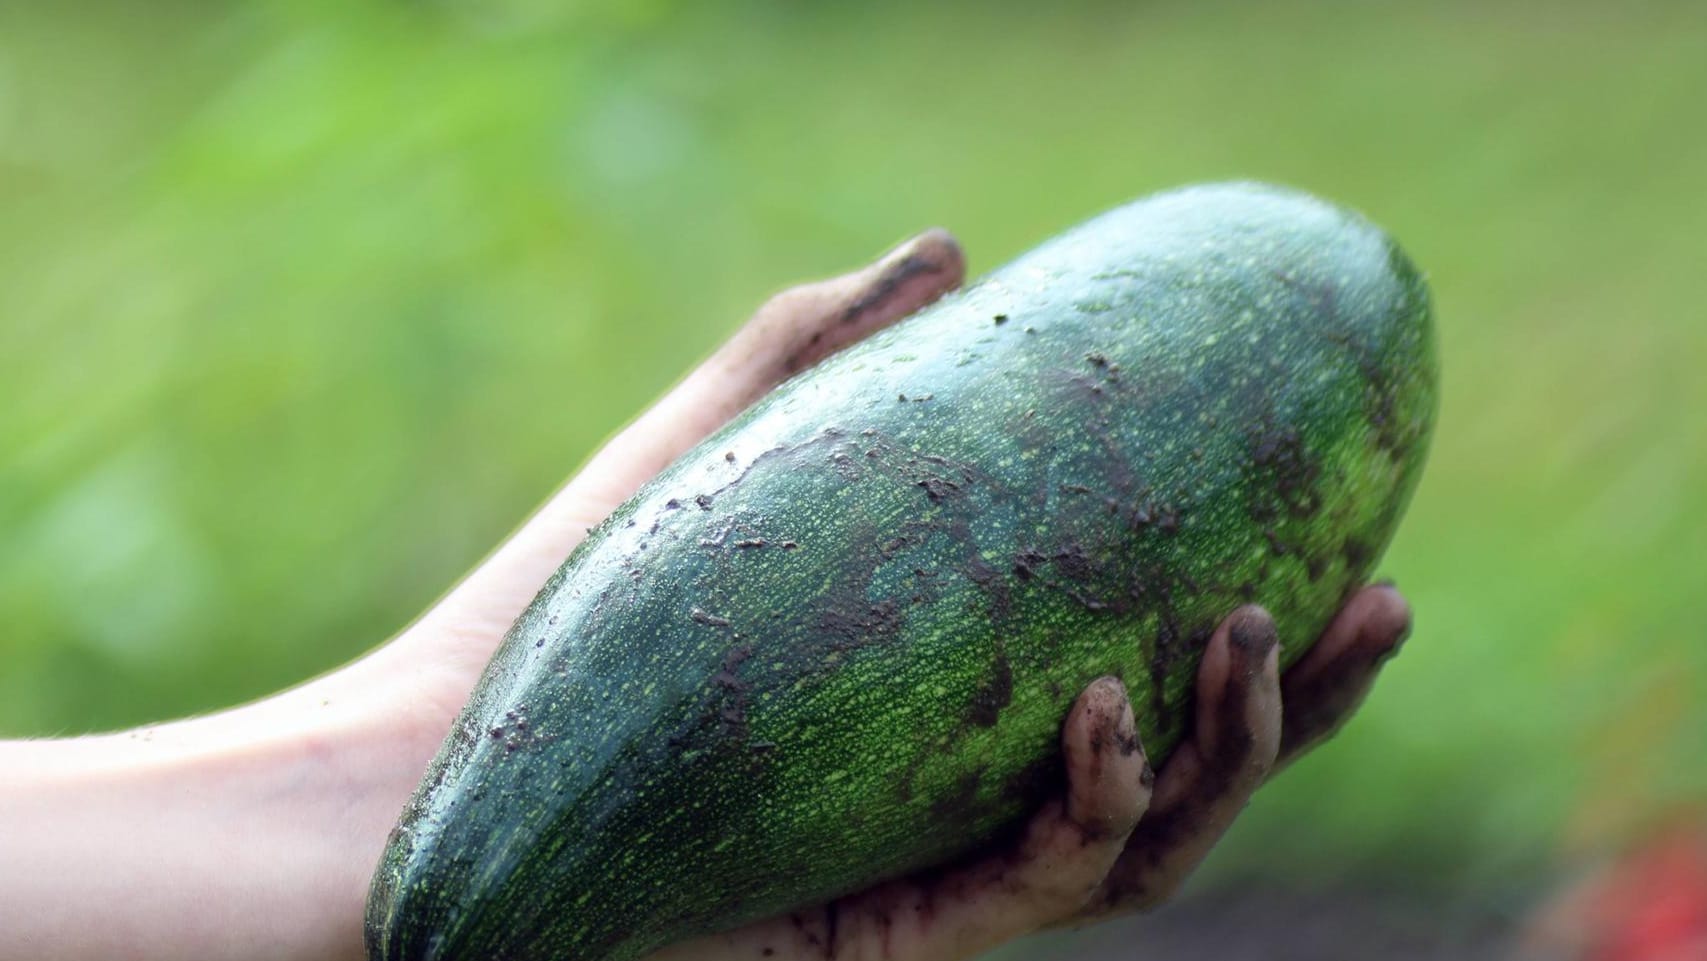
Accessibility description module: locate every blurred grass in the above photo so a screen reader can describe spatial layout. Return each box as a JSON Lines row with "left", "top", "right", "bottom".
{"left": 2, "top": 0, "right": 1704, "bottom": 898}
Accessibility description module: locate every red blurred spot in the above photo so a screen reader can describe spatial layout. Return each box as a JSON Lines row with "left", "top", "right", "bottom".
{"left": 1587, "top": 824, "right": 1707, "bottom": 961}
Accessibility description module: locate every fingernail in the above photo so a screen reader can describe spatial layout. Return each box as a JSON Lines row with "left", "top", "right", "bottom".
{"left": 1114, "top": 690, "right": 1140, "bottom": 759}
{"left": 881, "top": 228, "right": 963, "bottom": 278}
{"left": 839, "top": 232, "right": 962, "bottom": 332}
{"left": 1224, "top": 607, "right": 1279, "bottom": 688}
{"left": 1227, "top": 606, "right": 1278, "bottom": 657}
{"left": 1362, "top": 589, "right": 1413, "bottom": 660}
{"left": 1084, "top": 673, "right": 1120, "bottom": 698}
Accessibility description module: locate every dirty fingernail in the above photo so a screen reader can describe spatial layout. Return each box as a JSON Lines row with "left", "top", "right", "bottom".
{"left": 1113, "top": 689, "right": 1140, "bottom": 759}
{"left": 884, "top": 229, "right": 964, "bottom": 285}
{"left": 1227, "top": 605, "right": 1278, "bottom": 658}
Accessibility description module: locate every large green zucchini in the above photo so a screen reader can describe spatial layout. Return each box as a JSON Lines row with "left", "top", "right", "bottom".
{"left": 366, "top": 182, "right": 1437, "bottom": 961}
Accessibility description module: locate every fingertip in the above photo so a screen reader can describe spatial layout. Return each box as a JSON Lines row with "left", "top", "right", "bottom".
{"left": 1062, "top": 675, "right": 1124, "bottom": 760}
{"left": 1225, "top": 605, "right": 1279, "bottom": 663}
{"left": 755, "top": 227, "right": 967, "bottom": 382}
{"left": 861, "top": 227, "right": 967, "bottom": 317}
{"left": 1356, "top": 583, "right": 1414, "bottom": 653}
{"left": 1068, "top": 672, "right": 1126, "bottom": 720}
{"left": 895, "top": 227, "right": 967, "bottom": 288}
{"left": 1288, "top": 583, "right": 1410, "bottom": 687}
{"left": 1062, "top": 676, "right": 1149, "bottom": 840}
{"left": 1273, "top": 584, "right": 1411, "bottom": 768}
{"left": 1199, "top": 605, "right": 1276, "bottom": 706}
{"left": 1088, "top": 673, "right": 1131, "bottom": 713}
{"left": 1194, "top": 606, "right": 1282, "bottom": 773}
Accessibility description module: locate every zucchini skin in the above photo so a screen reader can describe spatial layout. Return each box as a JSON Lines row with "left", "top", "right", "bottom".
{"left": 366, "top": 182, "right": 1437, "bottom": 961}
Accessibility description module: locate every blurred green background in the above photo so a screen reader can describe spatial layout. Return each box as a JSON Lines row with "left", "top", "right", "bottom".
{"left": 3, "top": 0, "right": 1703, "bottom": 936}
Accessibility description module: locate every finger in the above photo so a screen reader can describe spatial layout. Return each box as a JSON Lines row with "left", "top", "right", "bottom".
{"left": 425, "top": 231, "right": 964, "bottom": 641}
{"left": 1277, "top": 583, "right": 1411, "bottom": 768}
{"left": 1083, "top": 606, "right": 1281, "bottom": 918}
{"left": 1060, "top": 677, "right": 1154, "bottom": 847}
{"left": 850, "top": 676, "right": 1151, "bottom": 960}
{"left": 734, "top": 226, "right": 969, "bottom": 382}
{"left": 649, "top": 677, "right": 1151, "bottom": 961}
{"left": 568, "top": 228, "right": 966, "bottom": 515}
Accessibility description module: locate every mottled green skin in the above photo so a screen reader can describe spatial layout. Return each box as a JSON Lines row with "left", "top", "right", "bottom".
{"left": 366, "top": 183, "right": 1437, "bottom": 961}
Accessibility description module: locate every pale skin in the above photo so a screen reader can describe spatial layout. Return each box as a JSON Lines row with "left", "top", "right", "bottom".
{"left": 0, "top": 231, "right": 1412, "bottom": 961}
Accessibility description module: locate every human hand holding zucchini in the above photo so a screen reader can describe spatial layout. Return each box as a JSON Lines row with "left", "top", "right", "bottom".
{"left": 392, "top": 219, "right": 1415, "bottom": 961}
{"left": 371, "top": 185, "right": 1435, "bottom": 961}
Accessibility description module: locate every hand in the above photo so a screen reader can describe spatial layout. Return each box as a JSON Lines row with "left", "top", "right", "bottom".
{"left": 396, "top": 226, "right": 1412, "bottom": 959}
{"left": 649, "top": 588, "right": 1410, "bottom": 961}
{"left": 0, "top": 230, "right": 1411, "bottom": 961}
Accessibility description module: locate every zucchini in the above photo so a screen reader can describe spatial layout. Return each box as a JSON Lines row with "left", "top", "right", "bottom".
{"left": 366, "top": 182, "right": 1437, "bottom": 961}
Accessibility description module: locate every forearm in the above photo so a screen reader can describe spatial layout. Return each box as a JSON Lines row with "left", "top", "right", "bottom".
{"left": 0, "top": 677, "right": 438, "bottom": 961}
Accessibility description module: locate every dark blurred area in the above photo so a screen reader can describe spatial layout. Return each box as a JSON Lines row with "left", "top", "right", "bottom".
{"left": 1016, "top": 881, "right": 1523, "bottom": 960}
{"left": 3, "top": 1, "right": 1704, "bottom": 957}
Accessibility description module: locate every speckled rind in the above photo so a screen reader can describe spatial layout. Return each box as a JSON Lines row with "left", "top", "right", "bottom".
{"left": 366, "top": 182, "right": 1437, "bottom": 961}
